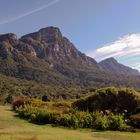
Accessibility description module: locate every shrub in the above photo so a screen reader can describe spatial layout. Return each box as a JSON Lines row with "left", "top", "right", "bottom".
{"left": 118, "top": 124, "right": 134, "bottom": 132}
{"left": 5, "top": 94, "right": 14, "bottom": 104}
{"left": 30, "top": 108, "right": 48, "bottom": 124}
{"left": 42, "top": 95, "right": 49, "bottom": 102}
{"left": 59, "top": 114, "right": 71, "bottom": 127}
{"left": 130, "top": 113, "right": 140, "bottom": 128}
{"left": 93, "top": 113, "right": 109, "bottom": 130}
{"left": 108, "top": 114, "right": 125, "bottom": 130}
{"left": 79, "top": 112, "right": 93, "bottom": 128}
{"left": 72, "top": 99, "right": 87, "bottom": 111}
{"left": 72, "top": 87, "right": 140, "bottom": 115}
{"left": 15, "top": 99, "right": 128, "bottom": 131}
{"left": 117, "top": 89, "right": 140, "bottom": 114}
{"left": 52, "top": 102, "right": 71, "bottom": 108}
{"left": 13, "top": 98, "right": 30, "bottom": 110}
{"left": 68, "top": 114, "right": 79, "bottom": 129}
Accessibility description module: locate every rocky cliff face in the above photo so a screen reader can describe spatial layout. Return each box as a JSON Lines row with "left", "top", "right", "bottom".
{"left": 99, "top": 57, "right": 139, "bottom": 76}
{"left": 0, "top": 33, "right": 17, "bottom": 58}
{"left": 0, "top": 27, "right": 101, "bottom": 86}
{"left": 0, "top": 26, "right": 139, "bottom": 89}
{"left": 21, "top": 27, "right": 99, "bottom": 67}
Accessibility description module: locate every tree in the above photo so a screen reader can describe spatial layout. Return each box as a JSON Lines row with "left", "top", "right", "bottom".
{"left": 42, "top": 95, "right": 49, "bottom": 102}
{"left": 5, "top": 94, "right": 13, "bottom": 104}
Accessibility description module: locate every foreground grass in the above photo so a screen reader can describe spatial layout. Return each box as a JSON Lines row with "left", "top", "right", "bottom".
{"left": 0, "top": 106, "right": 140, "bottom": 140}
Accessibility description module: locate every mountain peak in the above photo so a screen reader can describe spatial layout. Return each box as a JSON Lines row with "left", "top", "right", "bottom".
{"left": 101, "top": 57, "right": 118, "bottom": 63}
{"left": 0, "top": 33, "right": 17, "bottom": 41}
{"left": 39, "top": 26, "right": 61, "bottom": 34}
{"left": 21, "top": 26, "right": 63, "bottom": 42}
{"left": 39, "top": 26, "right": 63, "bottom": 42}
{"left": 99, "top": 57, "right": 139, "bottom": 75}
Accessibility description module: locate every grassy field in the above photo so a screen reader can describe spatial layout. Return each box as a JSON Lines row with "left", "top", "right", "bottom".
{"left": 0, "top": 106, "right": 140, "bottom": 140}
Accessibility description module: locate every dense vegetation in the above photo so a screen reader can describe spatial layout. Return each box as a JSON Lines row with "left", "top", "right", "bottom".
{"left": 72, "top": 87, "right": 140, "bottom": 114}
{"left": 1, "top": 106, "right": 140, "bottom": 140}
{"left": 1, "top": 72, "right": 140, "bottom": 104}
{"left": 0, "top": 74, "right": 85, "bottom": 103}
{"left": 13, "top": 99, "right": 125, "bottom": 130}
{"left": 13, "top": 87, "right": 140, "bottom": 131}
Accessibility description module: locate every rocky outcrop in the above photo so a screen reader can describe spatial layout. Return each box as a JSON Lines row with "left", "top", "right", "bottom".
{"left": 21, "top": 26, "right": 99, "bottom": 69}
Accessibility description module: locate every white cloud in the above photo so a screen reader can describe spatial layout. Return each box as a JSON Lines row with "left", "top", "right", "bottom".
{"left": 130, "top": 62, "right": 140, "bottom": 70}
{"left": 87, "top": 34, "right": 140, "bottom": 71}
{"left": 0, "top": 0, "right": 60, "bottom": 25}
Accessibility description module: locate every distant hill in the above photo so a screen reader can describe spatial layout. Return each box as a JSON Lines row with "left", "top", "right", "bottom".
{"left": 99, "top": 57, "right": 139, "bottom": 76}
{"left": 0, "top": 26, "right": 140, "bottom": 99}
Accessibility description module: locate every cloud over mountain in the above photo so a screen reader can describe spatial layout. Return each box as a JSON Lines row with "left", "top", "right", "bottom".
{"left": 87, "top": 34, "right": 140, "bottom": 71}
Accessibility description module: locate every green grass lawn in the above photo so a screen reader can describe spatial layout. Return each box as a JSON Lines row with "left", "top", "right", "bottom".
{"left": 0, "top": 105, "right": 140, "bottom": 140}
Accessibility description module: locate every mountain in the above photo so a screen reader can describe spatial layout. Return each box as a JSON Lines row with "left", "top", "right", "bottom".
{"left": 99, "top": 57, "right": 139, "bottom": 76}
{"left": 0, "top": 26, "right": 140, "bottom": 99}
{"left": 0, "top": 27, "right": 101, "bottom": 86}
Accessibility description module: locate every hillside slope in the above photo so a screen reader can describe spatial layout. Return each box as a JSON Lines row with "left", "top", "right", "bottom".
{"left": 99, "top": 58, "right": 139, "bottom": 76}
{"left": 0, "top": 26, "right": 140, "bottom": 92}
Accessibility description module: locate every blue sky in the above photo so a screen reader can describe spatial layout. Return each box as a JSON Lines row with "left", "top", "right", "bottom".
{"left": 0, "top": 0, "right": 140, "bottom": 71}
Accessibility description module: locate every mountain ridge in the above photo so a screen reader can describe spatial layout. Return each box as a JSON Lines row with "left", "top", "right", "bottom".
{"left": 0, "top": 26, "right": 140, "bottom": 93}
{"left": 99, "top": 57, "right": 139, "bottom": 75}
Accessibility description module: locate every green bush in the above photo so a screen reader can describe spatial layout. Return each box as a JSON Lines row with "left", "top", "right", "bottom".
{"left": 16, "top": 104, "right": 126, "bottom": 130}
{"left": 117, "top": 89, "right": 140, "bottom": 114}
{"left": 5, "top": 94, "right": 14, "bottom": 104}
{"left": 108, "top": 114, "right": 125, "bottom": 130}
{"left": 15, "top": 99, "right": 128, "bottom": 131}
{"left": 72, "top": 87, "right": 140, "bottom": 115}
{"left": 92, "top": 112, "right": 109, "bottom": 130}
{"left": 94, "top": 116, "right": 109, "bottom": 130}
{"left": 72, "top": 99, "right": 87, "bottom": 111}
{"left": 79, "top": 112, "right": 93, "bottom": 128}
{"left": 42, "top": 95, "right": 49, "bottom": 102}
